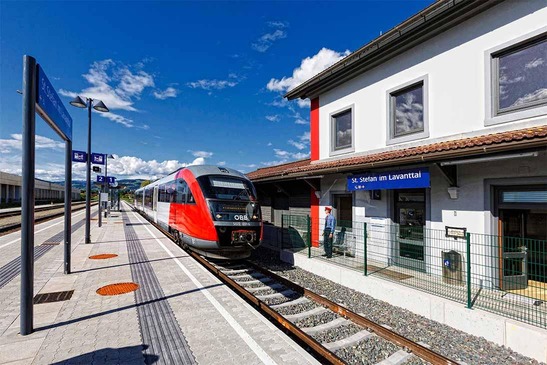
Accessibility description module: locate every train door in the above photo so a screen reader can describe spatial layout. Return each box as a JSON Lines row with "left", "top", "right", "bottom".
{"left": 153, "top": 186, "right": 159, "bottom": 222}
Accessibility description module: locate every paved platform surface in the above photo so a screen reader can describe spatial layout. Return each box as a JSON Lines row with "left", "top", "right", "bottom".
{"left": 0, "top": 202, "right": 318, "bottom": 364}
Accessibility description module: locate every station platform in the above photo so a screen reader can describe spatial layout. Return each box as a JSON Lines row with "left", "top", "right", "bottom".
{"left": 0, "top": 202, "right": 318, "bottom": 365}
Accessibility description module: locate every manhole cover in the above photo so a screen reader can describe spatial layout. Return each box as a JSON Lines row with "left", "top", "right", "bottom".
{"left": 97, "top": 282, "right": 139, "bottom": 296}
{"left": 89, "top": 254, "right": 118, "bottom": 260}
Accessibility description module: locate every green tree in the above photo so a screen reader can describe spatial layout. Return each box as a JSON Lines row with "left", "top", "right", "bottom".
{"left": 140, "top": 180, "right": 151, "bottom": 187}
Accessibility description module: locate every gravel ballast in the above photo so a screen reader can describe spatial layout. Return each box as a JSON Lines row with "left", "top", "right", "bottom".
{"left": 251, "top": 247, "right": 545, "bottom": 365}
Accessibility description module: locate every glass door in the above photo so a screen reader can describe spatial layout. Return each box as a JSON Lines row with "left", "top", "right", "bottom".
{"left": 394, "top": 190, "right": 426, "bottom": 271}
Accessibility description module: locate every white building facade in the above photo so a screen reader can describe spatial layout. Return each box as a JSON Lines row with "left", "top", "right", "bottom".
{"left": 249, "top": 0, "right": 547, "bottom": 351}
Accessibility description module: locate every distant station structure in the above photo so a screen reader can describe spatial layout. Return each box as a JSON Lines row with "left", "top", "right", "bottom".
{"left": 0, "top": 171, "right": 81, "bottom": 204}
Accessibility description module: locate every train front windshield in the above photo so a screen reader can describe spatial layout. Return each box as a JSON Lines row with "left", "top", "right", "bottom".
{"left": 198, "top": 176, "right": 257, "bottom": 201}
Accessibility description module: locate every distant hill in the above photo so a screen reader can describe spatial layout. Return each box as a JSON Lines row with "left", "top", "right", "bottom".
{"left": 59, "top": 179, "right": 146, "bottom": 192}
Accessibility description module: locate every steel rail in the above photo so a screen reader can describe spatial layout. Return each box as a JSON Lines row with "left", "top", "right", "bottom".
{"left": 0, "top": 201, "right": 87, "bottom": 219}
{"left": 128, "top": 202, "right": 459, "bottom": 365}
{"left": 0, "top": 202, "right": 97, "bottom": 235}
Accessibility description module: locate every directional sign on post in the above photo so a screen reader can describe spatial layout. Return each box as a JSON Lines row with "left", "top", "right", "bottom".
{"left": 92, "top": 166, "right": 101, "bottom": 173}
{"left": 72, "top": 150, "right": 87, "bottom": 163}
{"left": 97, "top": 175, "right": 105, "bottom": 183}
{"left": 36, "top": 65, "right": 73, "bottom": 141}
{"left": 91, "top": 153, "right": 105, "bottom": 165}
{"left": 107, "top": 176, "right": 116, "bottom": 184}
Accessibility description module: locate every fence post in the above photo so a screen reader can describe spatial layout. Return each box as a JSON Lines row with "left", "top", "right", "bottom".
{"left": 466, "top": 232, "right": 472, "bottom": 309}
{"left": 307, "top": 215, "right": 311, "bottom": 258}
{"left": 281, "top": 214, "right": 284, "bottom": 250}
{"left": 364, "top": 222, "right": 368, "bottom": 276}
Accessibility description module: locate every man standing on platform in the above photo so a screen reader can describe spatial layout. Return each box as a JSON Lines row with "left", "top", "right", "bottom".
{"left": 323, "top": 206, "right": 336, "bottom": 258}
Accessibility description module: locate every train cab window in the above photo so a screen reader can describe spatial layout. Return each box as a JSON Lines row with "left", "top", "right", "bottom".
{"left": 198, "top": 176, "right": 256, "bottom": 201}
{"left": 176, "top": 179, "right": 187, "bottom": 204}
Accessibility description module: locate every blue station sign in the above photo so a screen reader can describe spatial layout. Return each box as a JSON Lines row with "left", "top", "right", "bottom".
{"left": 107, "top": 176, "right": 116, "bottom": 184}
{"left": 347, "top": 167, "right": 430, "bottom": 191}
{"left": 97, "top": 176, "right": 116, "bottom": 184}
{"left": 97, "top": 175, "right": 105, "bottom": 183}
{"left": 91, "top": 153, "right": 105, "bottom": 165}
{"left": 36, "top": 65, "right": 72, "bottom": 141}
{"left": 72, "top": 150, "right": 87, "bottom": 163}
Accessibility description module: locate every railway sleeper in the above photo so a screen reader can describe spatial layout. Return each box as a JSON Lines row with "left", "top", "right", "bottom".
{"left": 237, "top": 277, "right": 275, "bottom": 286}
{"left": 323, "top": 330, "right": 373, "bottom": 352}
{"left": 375, "top": 349, "right": 414, "bottom": 365}
{"left": 221, "top": 268, "right": 251, "bottom": 275}
{"left": 229, "top": 272, "right": 266, "bottom": 281}
{"left": 300, "top": 316, "right": 348, "bottom": 334}
{"left": 246, "top": 282, "right": 285, "bottom": 293}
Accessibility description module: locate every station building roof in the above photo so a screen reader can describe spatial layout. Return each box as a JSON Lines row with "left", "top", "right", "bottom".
{"left": 247, "top": 125, "right": 547, "bottom": 182}
{"left": 284, "top": 0, "right": 504, "bottom": 101}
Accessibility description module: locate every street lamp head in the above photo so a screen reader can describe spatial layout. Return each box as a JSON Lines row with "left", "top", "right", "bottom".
{"left": 107, "top": 154, "right": 115, "bottom": 159}
{"left": 69, "top": 96, "right": 87, "bottom": 108}
{"left": 93, "top": 100, "right": 109, "bottom": 113}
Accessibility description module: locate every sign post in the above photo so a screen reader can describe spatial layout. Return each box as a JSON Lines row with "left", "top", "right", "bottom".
{"left": 21, "top": 55, "right": 73, "bottom": 335}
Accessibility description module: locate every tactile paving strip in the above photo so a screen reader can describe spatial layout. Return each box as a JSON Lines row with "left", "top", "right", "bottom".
{"left": 97, "top": 282, "right": 139, "bottom": 296}
{"left": 122, "top": 210, "right": 196, "bottom": 364}
{"left": 89, "top": 253, "right": 118, "bottom": 260}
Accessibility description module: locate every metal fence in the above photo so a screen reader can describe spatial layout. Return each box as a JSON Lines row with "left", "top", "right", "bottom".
{"left": 278, "top": 214, "right": 547, "bottom": 329}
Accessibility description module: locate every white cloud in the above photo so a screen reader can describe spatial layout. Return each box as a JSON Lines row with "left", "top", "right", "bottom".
{"left": 217, "top": 161, "right": 226, "bottom": 166}
{"left": 273, "top": 148, "right": 309, "bottom": 160}
{"left": 99, "top": 111, "right": 135, "bottom": 128}
{"left": 267, "top": 48, "right": 350, "bottom": 96}
{"left": 525, "top": 58, "right": 544, "bottom": 69}
{"left": 240, "top": 163, "right": 257, "bottom": 168}
{"left": 511, "top": 88, "right": 547, "bottom": 106}
{"left": 294, "top": 118, "right": 308, "bottom": 125}
{"left": 300, "top": 131, "right": 310, "bottom": 142}
{"left": 267, "top": 142, "right": 272, "bottom": 146}
{"left": 0, "top": 134, "right": 64, "bottom": 153}
{"left": 267, "top": 21, "right": 288, "bottom": 28}
{"left": 252, "top": 29, "right": 287, "bottom": 53}
{"left": 288, "top": 140, "right": 306, "bottom": 150}
{"left": 153, "top": 87, "right": 178, "bottom": 100}
{"left": 188, "top": 150, "right": 213, "bottom": 158}
{"left": 265, "top": 115, "right": 280, "bottom": 122}
{"left": 187, "top": 79, "right": 237, "bottom": 90}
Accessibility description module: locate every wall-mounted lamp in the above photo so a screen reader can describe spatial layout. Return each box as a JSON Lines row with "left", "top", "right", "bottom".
{"left": 447, "top": 187, "right": 459, "bottom": 200}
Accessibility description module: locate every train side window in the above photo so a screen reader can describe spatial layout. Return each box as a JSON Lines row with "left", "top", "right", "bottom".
{"left": 176, "top": 179, "right": 187, "bottom": 204}
{"left": 187, "top": 188, "right": 196, "bottom": 204}
{"left": 158, "top": 184, "right": 165, "bottom": 202}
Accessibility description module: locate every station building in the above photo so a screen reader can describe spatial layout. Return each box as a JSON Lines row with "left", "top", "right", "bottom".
{"left": 249, "top": 1, "right": 546, "bottom": 302}
{"left": 0, "top": 171, "right": 81, "bottom": 204}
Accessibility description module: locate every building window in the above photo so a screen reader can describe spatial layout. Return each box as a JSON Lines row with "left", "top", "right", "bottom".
{"left": 330, "top": 107, "right": 354, "bottom": 155}
{"left": 493, "top": 35, "right": 547, "bottom": 115}
{"left": 387, "top": 76, "right": 429, "bottom": 145}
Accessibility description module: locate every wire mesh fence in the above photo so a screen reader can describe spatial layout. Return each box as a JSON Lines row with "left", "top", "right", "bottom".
{"left": 277, "top": 214, "right": 547, "bottom": 329}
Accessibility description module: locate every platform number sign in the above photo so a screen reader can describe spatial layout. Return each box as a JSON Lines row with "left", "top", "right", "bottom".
{"left": 97, "top": 175, "right": 105, "bottom": 183}
{"left": 107, "top": 176, "right": 116, "bottom": 184}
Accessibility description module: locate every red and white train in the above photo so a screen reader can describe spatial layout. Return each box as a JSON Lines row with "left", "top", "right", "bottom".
{"left": 134, "top": 165, "right": 262, "bottom": 259}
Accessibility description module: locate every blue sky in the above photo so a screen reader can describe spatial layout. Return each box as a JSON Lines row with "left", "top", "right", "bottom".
{"left": 0, "top": 0, "right": 431, "bottom": 181}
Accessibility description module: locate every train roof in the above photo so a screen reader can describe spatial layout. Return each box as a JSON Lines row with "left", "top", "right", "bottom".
{"left": 135, "top": 165, "right": 248, "bottom": 192}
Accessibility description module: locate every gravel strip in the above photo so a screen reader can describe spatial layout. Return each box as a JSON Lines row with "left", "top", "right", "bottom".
{"left": 261, "top": 294, "right": 298, "bottom": 306}
{"left": 311, "top": 323, "right": 363, "bottom": 343}
{"left": 251, "top": 247, "right": 545, "bottom": 365}
{"left": 335, "top": 336, "right": 401, "bottom": 365}
{"left": 293, "top": 310, "right": 339, "bottom": 328}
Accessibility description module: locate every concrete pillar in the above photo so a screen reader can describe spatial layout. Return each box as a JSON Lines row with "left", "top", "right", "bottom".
{"left": 0, "top": 184, "right": 3, "bottom": 203}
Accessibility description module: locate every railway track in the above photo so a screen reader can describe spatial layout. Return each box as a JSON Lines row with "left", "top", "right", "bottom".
{"left": 0, "top": 201, "right": 95, "bottom": 235}
{"left": 128, "top": 202, "right": 458, "bottom": 365}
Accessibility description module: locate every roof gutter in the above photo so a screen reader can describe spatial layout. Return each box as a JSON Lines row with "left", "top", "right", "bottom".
{"left": 250, "top": 138, "right": 546, "bottom": 183}
{"left": 285, "top": 0, "right": 504, "bottom": 101}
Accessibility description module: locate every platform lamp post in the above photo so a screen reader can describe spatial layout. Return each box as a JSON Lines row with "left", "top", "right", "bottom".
{"left": 69, "top": 96, "right": 109, "bottom": 243}
{"left": 104, "top": 154, "right": 114, "bottom": 218}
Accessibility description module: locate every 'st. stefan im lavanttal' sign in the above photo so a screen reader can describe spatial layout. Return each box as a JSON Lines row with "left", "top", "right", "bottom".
{"left": 347, "top": 167, "right": 430, "bottom": 191}
{"left": 36, "top": 65, "right": 72, "bottom": 141}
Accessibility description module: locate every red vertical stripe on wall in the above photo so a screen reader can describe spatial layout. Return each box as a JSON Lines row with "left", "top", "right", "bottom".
{"left": 310, "top": 97, "right": 319, "bottom": 161}
{"left": 310, "top": 189, "right": 319, "bottom": 247}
